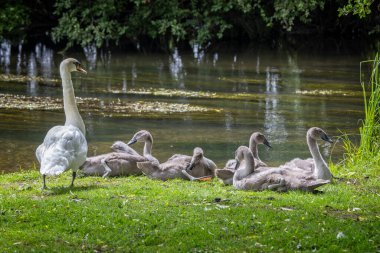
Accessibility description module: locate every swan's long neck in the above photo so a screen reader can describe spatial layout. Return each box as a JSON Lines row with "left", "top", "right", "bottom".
{"left": 61, "top": 66, "right": 85, "bottom": 134}
{"left": 307, "top": 134, "right": 331, "bottom": 180}
{"left": 249, "top": 137, "right": 260, "bottom": 160}
{"left": 143, "top": 135, "right": 153, "bottom": 156}
{"left": 233, "top": 150, "right": 255, "bottom": 182}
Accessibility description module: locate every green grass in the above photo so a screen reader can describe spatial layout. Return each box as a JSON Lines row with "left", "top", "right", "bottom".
{"left": 0, "top": 170, "right": 379, "bottom": 252}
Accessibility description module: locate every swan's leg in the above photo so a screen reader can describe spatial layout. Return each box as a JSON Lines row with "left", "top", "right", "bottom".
{"left": 70, "top": 171, "right": 76, "bottom": 188}
{"left": 181, "top": 170, "right": 212, "bottom": 181}
{"left": 181, "top": 170, "right": 196, "bottom": 181}
{"left": 42, "top": 174, "right": 47, "bottom": 189}
{"left": 101, "top": 158, "right": 112, "bottom": 178}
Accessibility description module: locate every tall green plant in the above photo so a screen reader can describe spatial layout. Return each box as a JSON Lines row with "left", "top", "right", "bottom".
{"left": 359, "top": 54, "right": 380, "bottom": 157}
{"left": 340, "top": 54, "right": 380, "bottom": 176}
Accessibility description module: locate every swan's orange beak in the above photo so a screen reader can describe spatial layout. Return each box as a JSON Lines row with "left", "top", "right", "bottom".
{"left": 76, "top": 65, "right": 87, "bottom": 74}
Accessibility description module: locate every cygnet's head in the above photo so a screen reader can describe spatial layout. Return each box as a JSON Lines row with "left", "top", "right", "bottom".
{"left": 308, "top": 127, "right": 333, "bottom": 143}
{"left": 186, "top": 147, "right": 204, "bottom": 171}
{"left": 127, "top": 130, "right": 152, "bottom": 145}
{"left": 251, "top": 132, "right": 272, "bottom": 148}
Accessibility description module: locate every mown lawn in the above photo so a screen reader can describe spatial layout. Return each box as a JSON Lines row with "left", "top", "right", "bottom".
{"left": 0, "top": 170, "right": 379, "bottom": 252}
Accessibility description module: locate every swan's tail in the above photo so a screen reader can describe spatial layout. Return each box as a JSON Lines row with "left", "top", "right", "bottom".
{"left": 41, "top": 164, "right": 66, "bottom": 176}
{"left": 215, "top": 169, "right": 234, "bottom": 180}
{"left": 40, "top": 155, "right": 70, "bottom": 176}
{"left": 137, "top": 161, "right": 159, "bottom": 176}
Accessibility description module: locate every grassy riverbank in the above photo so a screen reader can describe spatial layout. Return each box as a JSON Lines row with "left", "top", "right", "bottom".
{"left": 1, "top": 58, "right": 379, "bottom": 252}
{"left": 0, "top": 169, "right": 379, "bottom": 252}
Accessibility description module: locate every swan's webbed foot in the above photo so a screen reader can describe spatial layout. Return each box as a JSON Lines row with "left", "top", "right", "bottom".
{"left": 101, "top": 158, "right": 112, "bottom": 178}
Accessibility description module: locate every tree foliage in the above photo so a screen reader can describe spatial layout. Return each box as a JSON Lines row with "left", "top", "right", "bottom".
{"left": 338, "top": 0, "right": 374, "bottom": 18}
{"left": 0, "top": 1, "right": 29, "bottom": 41}
{"left": 0, "top": 0, "right": 379, "bottom": 49}
{"left": 52, "top": 0, "right": 127, "bottom": 48}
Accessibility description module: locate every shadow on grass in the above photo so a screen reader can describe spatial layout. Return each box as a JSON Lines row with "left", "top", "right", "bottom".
{"left": 42, "top": 184, "right": 104, "bottom": 196}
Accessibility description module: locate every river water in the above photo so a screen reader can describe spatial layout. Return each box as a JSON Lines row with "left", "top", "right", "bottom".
{"left": 0, "top": 41, "right": 369, "bottom": 173}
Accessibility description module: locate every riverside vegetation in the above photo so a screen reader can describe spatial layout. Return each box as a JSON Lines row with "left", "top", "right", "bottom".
{"left": 0, "top": 58, "right": 379, "bottom": 252}
{"left": 0, "top": 0, "right": 378, "bottom": 50}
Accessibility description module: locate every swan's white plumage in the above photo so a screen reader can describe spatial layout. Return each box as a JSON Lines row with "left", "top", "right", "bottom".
{"left": 36, "top": 125, "right": 87, "bottom": 176}
{"left": 36, "top": 58, "right": 87, "bottom": 188}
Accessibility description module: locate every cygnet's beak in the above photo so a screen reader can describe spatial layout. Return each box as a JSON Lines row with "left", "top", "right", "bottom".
{"left": 321, "top": 134, "right": 333, "bottom": 143}
{"left": 127, "top": 138, "right": 137, "bottom": 145}
{"left": 185, "top": 162, "right": 195, "bottom": 171}
{"left": 264, "top": 139, "right": 272, "bottom": 149}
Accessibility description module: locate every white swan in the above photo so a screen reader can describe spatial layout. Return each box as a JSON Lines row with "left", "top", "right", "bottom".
{"left": 137, "top": 147, "right": 217, "bottom": 181}
{"left": 216, "top": 132, "right": 271, "bottom": 185}
{"left": 233, "top": 146, "right": 330, "bottom": 192}
{"left": 36, "top": 58, "right": 87, "bottom": 189}
{"left": 280, "top": 127, "right": 333, "bottom": 180}
{"left": 81, "top": 130, "right": 157, "bottom": 177}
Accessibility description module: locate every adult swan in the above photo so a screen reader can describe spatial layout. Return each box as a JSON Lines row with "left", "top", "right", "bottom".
{"left": 36, "top": 58, "right": 88, "bottom": 189}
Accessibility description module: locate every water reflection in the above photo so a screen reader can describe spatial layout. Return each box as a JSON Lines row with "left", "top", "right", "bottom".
{"left": 131, "top": 63, "right": 137, "bottom": 86}
{"left": 266, "top": 67, "right": 279, "bottom": 93}
{"left": 213, "top": 53, "right": 218, "bottom": 67}
{"left": 27, "top": 52, "right": 38, "bottom": 95}
{"left": 122, "top": 71, "right": 127, "bottom": 92}
{"left": 192, "top": 43, "right": 205, "bottom": 64}
{"left": 263, "top": 66, "right": 287, "bottom": 143}
{"left": 224, "top": 112, "right": 234, "bottom": 131}
{"left": 256, "top": 56, "right": 260, "bottom": 74}
{"left": 0, "top": 40, "right": 11, "bottom": 74}
{"left": 100, "top": 48, "right": 112, "bottom": 68}
{"left": 16, "top": 41, "right": 23, "bottom": 75}
{"left": 286, "top": 52, "right": 304, "bottom": 131}
{"left": 35, "top": 43, "right": 53, "bottom": 80}
{"left": 83, "top": 44, "right": 97, "bottom": 70}
{"left": 169, "top": 47, "right": 186, "bottom": 88}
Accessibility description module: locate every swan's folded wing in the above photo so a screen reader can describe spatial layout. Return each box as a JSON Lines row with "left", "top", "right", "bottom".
{"left": 223, "top": 159, "right": 237, "bottom": 170}
{"left": 39, "top": 125, "right": 87, "bottom": 176}
{"left": 216, "top": 169, "right": 235, "bottom": 180}
{"left": 106, "top": 152, "right": 148, "bottom": 163}
{"left": 281, "top": 158, "right": 314, "bottom": 172}
{"left": 137, "top": 160, "right": 160, "bottom": 176}
{"left": 167, "top": 154, "right": 191, "bottom": 162}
